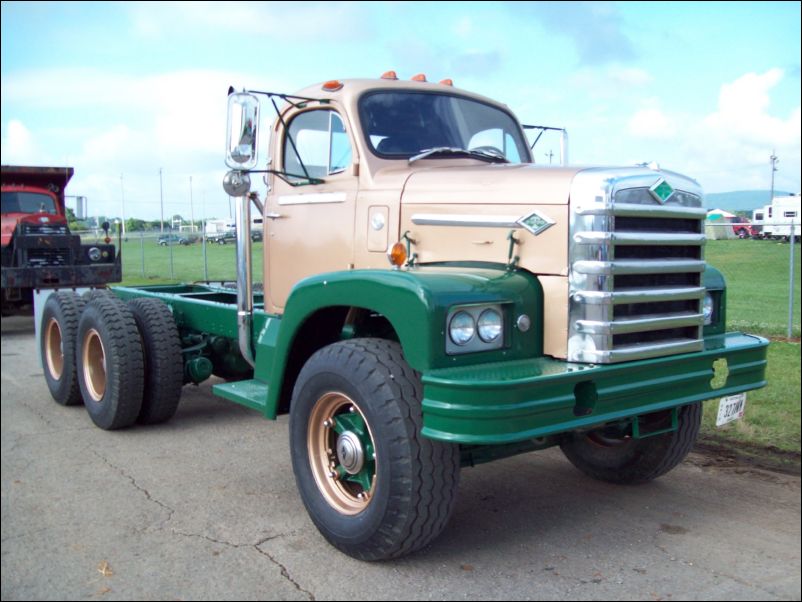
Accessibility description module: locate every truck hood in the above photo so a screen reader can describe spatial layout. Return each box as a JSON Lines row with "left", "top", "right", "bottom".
{"left": 398, "top": 163, "right": 585, "bottom": 276}
{"left": 1, "top": 212, "right": 66, "bottom": 247}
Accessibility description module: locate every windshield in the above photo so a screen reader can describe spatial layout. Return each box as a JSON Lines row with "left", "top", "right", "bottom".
{"left": 1, "top": 191, "right": 59, "bottom": 215}
{"left": 359, "top": 91, "right": 530, "bottom": 163}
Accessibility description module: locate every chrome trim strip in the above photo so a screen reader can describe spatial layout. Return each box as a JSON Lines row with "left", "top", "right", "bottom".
{"left": 573, "top": 232, "right": 706, "bottom": 245}
{"left": 411, "top": 214, "right": 522, "bottom": 228}
{"left": 575, "top": 203, "right": 707, "bottom": 219}
{"left": 575, "top": 313, "right": 704, "bottom": 335}
{"left": 574, "top": 286, "right": 705, "bottom": 305}
{"left": 575, "top": 339, "right": 705, "bottom": 363}
{"left": 572, "top": 259, "right": 706, "bottom": 275}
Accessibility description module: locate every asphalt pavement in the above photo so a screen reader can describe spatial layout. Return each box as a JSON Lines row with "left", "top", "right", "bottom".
{"left": 2, "top": 314, "right": 800, "bottom": 601}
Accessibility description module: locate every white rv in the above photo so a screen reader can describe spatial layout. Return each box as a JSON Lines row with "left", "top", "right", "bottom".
{"left": 752, "top": 194, "right": 800, "bottom": 240}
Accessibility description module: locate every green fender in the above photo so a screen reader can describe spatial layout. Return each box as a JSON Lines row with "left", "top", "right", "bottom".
{"left": 255, "top": 267, "right": 544, "bottom": 418}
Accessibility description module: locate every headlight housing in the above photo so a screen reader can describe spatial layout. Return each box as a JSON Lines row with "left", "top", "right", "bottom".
{"left": 446, "top": 304, "right": 505, "bottom": 354}
{"left": 88, "top": 247, "right": 102, "bottom": 262}
{"left": 449, "top": 311, "right": 475, "bottom": 346}
{"left": 703, "top": 293, "right": 715, "bottom": 326}
{"left": 477, "top": 309, "right": 503, "bottom": 343}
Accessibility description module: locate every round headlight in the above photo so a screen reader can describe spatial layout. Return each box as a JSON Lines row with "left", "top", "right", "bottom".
{"left": 88, "top": 246, "right": 102, "bottom": 262}
{"left": 477, "top": 309, "right": 503, "bottom": 343}
{"left": 449, "top": 311, "right": 475, "bottom": 345}
{"left": 703, "top": 293, "right": 715, "bottom": 325}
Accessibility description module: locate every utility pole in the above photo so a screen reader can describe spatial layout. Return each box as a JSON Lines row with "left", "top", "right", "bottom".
{"left": 189, "top": 176, "right": 196, "bottom": 233}
{"left": 545, "top": 150, "right": 554, "bottom": 164}
{"left": 159, "top": 168, "right": 165, "bottom": 233}
{"left": 769, "top": 151, "right": 779, "bottom": 204}
{"left": 120, "top": 174, "right": 126, "bottom": 239}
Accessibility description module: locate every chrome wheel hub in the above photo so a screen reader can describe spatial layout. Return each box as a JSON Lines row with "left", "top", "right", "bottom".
{"left": 336, "top": 431, "right": 365, "bottom": 475}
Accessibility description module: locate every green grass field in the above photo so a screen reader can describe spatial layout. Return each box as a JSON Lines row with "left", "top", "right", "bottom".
{"left": 113, "top": 234, "right": 801, "bottom": 458}
{"left": 705, "top": 239, "right": 801, "bottom": 339}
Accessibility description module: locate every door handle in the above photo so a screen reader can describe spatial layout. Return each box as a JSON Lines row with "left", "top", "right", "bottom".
{"left": 265, "top": 212, "right": 285, "bottom": 220}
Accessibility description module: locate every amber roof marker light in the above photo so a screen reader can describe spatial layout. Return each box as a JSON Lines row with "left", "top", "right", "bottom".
{"left": 381, "top": 70, "right": 398, "bottom": 80}
{"left": 322, "top": 80, "right": 344, "bottom": 91}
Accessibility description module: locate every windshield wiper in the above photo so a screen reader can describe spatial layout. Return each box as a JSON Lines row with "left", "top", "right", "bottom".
{"left": 409, "top": 147, "right": 509, "bottom": 164}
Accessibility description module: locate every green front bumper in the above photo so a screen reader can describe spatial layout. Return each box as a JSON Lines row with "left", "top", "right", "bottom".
{"left": 421, "top": 333, "right": 768, "bottom": 444}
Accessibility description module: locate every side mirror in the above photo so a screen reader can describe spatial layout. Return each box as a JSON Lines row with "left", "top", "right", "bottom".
{"left": 226, "top": 91, "right": 260, "bottom": 170}
{"left": 102, "top": 221, "right": 110, "bottom": 234}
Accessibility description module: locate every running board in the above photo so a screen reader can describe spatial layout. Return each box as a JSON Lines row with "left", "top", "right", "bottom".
{"left": 213, "top": 379, "right": 270, "bottom": 412}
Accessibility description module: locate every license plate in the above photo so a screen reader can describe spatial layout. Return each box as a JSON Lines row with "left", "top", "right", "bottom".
{"left": 716, "top": 393, "right": 746, "bottom": 427}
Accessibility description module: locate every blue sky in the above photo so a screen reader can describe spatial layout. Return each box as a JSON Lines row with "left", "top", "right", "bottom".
{"left": 2, "top": 1, "right": 800, "bottom": 221}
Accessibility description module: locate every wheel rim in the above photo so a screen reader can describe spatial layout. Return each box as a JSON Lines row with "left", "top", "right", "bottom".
{"left": 307, "top": 392, "right": 376, "bottom": 515}
{"left": 44, "top": 317, "right": 64, "bottom": 379}
{"left": 82, "top": 328, "right": 107, "bottom": 402}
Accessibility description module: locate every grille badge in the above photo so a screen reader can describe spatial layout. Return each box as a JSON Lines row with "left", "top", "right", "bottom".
{"left": 649, "top": 178, "right": 674, "bottom": 204}
{"left": 516, "top": 210, "right": 555, "bottom": 236}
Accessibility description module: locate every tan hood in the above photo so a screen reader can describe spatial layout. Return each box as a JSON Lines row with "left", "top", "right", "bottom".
{"left": 399, "top": 163, "right": 585, "bottom": 276}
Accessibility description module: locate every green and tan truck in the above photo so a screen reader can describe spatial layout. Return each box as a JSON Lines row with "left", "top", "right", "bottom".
{"left": 39, "top": 74, "right": 768, "bottom": 560}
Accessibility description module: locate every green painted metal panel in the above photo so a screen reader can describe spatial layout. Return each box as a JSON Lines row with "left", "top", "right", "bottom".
{"left": 213, "top": 379, "right": 270, "bottom": 411}
{"left": 262, "top": 266, "right": 543, "bottom": 417}
{"left": 420, "top": 332, "right": 768, "bottom": 444}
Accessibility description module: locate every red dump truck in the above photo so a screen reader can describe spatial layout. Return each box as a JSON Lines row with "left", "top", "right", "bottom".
{"left": 1, "top": 165, "right": 121, "bottom": 315}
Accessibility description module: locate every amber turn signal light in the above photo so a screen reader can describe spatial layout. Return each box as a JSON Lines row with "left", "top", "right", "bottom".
{"left": 388, "top": 242, "right": 407, "bottom": 267}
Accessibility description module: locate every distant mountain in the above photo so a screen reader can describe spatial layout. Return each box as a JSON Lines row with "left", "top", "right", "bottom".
{"left": 705, "top": 190, "right": 792, "bottom": 212}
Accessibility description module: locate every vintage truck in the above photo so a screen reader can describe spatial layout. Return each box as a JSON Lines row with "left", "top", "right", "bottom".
{"left": 1, "top": 165, "right": 121, "bottom": 314}
{"left": 39, "top": 74, "right": 768, "bottom": 561}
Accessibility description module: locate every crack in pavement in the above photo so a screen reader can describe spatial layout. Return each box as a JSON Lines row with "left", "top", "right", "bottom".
{"left": 172, "top": 530, "right": 315, "bottom": 600}
{"left": 91, "top": 449, "right": 176, "bottom": 529}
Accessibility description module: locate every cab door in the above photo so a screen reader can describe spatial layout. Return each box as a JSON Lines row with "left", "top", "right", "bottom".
{"left": 265, "top": 108, "right": 358, "bottom": 313}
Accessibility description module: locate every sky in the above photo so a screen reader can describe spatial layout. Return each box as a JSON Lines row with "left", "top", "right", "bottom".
{"left": 1, "top": 1, "right": 800, "bottom": 222}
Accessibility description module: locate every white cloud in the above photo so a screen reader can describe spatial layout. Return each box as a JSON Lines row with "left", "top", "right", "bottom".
{"left": 685, "top": 68, "right": 801, "bottom": 191}
{"left": 0, "top": 119, "right": 38, "bottom": 164}
{"left": 628, "top": 108, "right": 676, "bottom": 139}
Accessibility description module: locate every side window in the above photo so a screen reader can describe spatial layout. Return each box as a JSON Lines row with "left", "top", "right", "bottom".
{"left": 283, "top": 110, "right": 352, "bottom": 180}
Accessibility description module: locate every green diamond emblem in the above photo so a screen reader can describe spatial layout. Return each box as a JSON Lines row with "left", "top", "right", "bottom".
{"left": 649, "top": 178, "right": 674, "bottom": 204}
{"left": 517, "top": 210, "right": 555, "bottom": 236}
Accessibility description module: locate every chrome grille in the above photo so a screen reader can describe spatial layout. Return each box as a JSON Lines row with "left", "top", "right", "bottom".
{"left": 568, "top": 169, "right": 707, "bottom": 363}
{"left": 27, "top": 248, "right": 71, "bottom": 267}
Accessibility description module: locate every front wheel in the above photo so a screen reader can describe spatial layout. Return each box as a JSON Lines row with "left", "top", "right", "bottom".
{"left": 559, "top": 403, "right": 702, "bottom": 484}
{"left": 289, "top": 339, "right": 460, "bottom": 561}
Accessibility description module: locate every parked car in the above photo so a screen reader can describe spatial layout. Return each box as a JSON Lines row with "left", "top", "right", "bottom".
{"left": 208, "top": 230, "right": 263, "bottom": 244}
{"left": 209, "top": 231, "right": 237, "bottom": 245}
{"left": 158, "top": 234, "right": 191, "bottom": 246}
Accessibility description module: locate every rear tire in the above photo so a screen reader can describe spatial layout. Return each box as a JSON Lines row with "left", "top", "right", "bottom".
{"left": 289, "top": 338, "right": 460, "bottom": 560}
{"left": 40, "top": 292, "right": 86, "bottom": 406}
{"left": 127, "top": 298, "right": 184, "bottom": 424}
{"left": 76, "top": 297, "right": 144, "bottom": 430}
{"left": 559, "top": 403, "right": 702, "bottom": 484}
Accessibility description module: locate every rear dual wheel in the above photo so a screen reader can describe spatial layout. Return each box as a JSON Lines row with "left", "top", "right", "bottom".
{"left": 76, "top": 296, "right": 145, "bottom": 430}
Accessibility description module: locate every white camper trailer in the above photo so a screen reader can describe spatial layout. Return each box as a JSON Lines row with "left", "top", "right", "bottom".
{"left": 756, "top": 194, "right": 801, "bottom": 240}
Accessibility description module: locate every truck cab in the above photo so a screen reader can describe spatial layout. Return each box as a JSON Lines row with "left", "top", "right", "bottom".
{"left": 1, "top": 165, "right": 121, "bottom": 314}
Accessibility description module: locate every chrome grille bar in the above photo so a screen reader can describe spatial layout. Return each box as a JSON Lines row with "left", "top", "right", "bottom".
{"left": 568, "top": 168, "right": 706, "bottom": 364}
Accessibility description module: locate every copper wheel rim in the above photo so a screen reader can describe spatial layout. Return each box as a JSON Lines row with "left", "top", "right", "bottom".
{"left": 82, "top": 328, "right": 107, "bottom": 402}
{"left": 44, "top": 317, "right": 64, "bottom": 380}
{"left": 307, "top": 392, "right": 376, "bottom": 516}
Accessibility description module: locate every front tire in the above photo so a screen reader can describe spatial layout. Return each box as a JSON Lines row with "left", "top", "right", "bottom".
{"left": 559, "top": 403, "right": 702, "bottom": 484}
{"left": 289, "top": 339, "right": 460, "bottom": 561}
